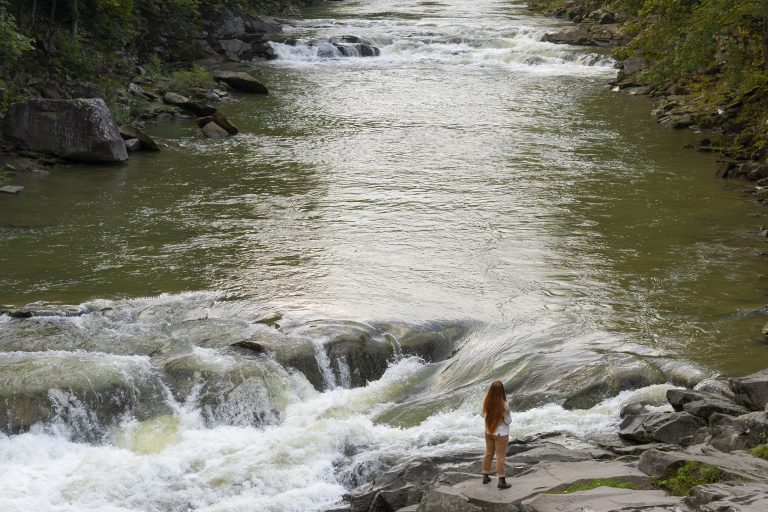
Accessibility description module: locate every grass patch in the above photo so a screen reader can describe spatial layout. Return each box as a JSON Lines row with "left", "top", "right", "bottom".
{"left": 165, "top": 65, "right": 214, "bottom": 95}
{"left": 652, "top": 461, "right": 722, "bottom": 496}
{"left": 547, "top": 479, "right": 638, "bottom": 494}
{"left": 750, "top": 444, "right": 768, "bottom": 460}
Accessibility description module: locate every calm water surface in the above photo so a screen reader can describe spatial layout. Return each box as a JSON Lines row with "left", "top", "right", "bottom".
{"left": 1, "top": 0, "right": 768, "bottom": 510}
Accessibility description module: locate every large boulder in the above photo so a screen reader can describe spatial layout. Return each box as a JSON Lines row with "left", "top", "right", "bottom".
{"left": 707, "top": 411, "right": 768, "bottom": 452}
{"left": 213, "top": 71, "right": 269, "bottom": 94}
{"left": 2, "top": 98, "right": 128, "bottom": 162}
{"left": 618, "top": 411, "right": 706, "bottom": 445}
{"left": 666, "top": 388, "right": 749, "bottom": 420}
{"left": 730, "top": 369, "right": 768, "bottom": 410}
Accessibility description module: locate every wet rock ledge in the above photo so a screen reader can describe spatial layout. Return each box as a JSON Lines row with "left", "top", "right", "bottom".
{"left": 330, "top": 369, "right": 768, "bottom": 512}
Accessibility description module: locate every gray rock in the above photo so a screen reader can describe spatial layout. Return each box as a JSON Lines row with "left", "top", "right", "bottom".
{"left": 620, "top": 402, "right": 650, "bottom": 418}
{"left": 618, "top": 56, "right": 648, "bottom": 81}
{"left": 163, "top": 92, "right": 190, "bottom": 106}
{"left": 507, "top": 442, "right": 611, "bottom": 464}
{"left": 128, "top": 82, "right": 157, "bottom": 101}
{"left": 0, "top": 185, "right": 24, "bottom": 194}
{"left": 543, "top": 25, "right": 592, "bottom": 45}
{"left": 2, "top": 98, "right": 128, "bottom": 162}
{"left": 611, "top": 443, "right": 672, "bottom": 456}
{"left": 124, "top": 138, "right": 141, "bottom": 152}
{"left": 119, "top": 125, "right": 160, "bottom": 151}
{"left": 708, "top": 411, "right": 768, "bottom": 452}
{"left": 730, "top": 369, "right": 768, "bottom": 410}
{"left": 196, "top": 111, "right": 239, "bottom": 135}
{"left": 201, "top": 121, "right": 229, "bottom": 139}
{"left": 683, "top": 399, "right": 749, "bottom": 420}
{"left": 520, "top": 487, "right": 684, "bottom": 512}
{"left": 162, "top": 93, "right": 216, "bottom": 116}
{"left": 213, "top": 71, "right": 269, "bottom": 94}
{"left": 618, "top": 412, "right": 706, "bottom": 445}
{"left": 219, "top": 39, "right": 252, "bottom": 61}
{"left": 695, "top": 378, "right": 737, "bottom": 400}
{"left": 348, "top": 459, "right": 441, "bottom": 512}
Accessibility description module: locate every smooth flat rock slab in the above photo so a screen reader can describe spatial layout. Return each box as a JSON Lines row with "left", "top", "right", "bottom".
{"left": 690, "top": 482, "right": 768, "bottom": 512}
{"left": 520, "top": 486, "right": 685, "bottom": 512}
{"left": 418, "top": 460, "right": 651, "bottom": 512}
{"left": 639, "top": 445, "right": 768, "bottom": 482}
{"left": 507, "top": 442, "right": 611, "bottom": 464}
{"left": 0, "top": 185, "right": 24, "bottom": 194}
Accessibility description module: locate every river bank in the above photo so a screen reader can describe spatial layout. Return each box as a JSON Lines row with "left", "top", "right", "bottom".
{"left": 528, "top": 0, "right": 768, "bottom": 205}
{"left": 336, "top": 369, "right": 768, "bottom": 512}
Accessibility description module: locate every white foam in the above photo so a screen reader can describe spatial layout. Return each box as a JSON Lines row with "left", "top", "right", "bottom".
{"left": 0, "top": 354, "right": 678, "bottom": 512}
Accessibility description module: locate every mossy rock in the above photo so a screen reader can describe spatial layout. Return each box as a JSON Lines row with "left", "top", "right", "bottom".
{"left": 652, "top": 461, "right": 722, "bottom": 496}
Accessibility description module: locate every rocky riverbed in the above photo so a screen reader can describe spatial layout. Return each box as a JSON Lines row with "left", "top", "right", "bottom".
{"left": 333, "top": 369, "right": 768, "bottom": 512}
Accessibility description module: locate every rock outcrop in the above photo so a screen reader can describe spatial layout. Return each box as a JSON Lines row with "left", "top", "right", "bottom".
{"left": 206, "top": 6, "right": 283, "bottom": 61}
{"left": 2, "top": 98, "right": 128, "bottom": 163}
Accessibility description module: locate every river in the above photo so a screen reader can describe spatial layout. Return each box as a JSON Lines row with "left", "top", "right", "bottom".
{"left": 1, "top": 0, "right": 768, "bottom": 510}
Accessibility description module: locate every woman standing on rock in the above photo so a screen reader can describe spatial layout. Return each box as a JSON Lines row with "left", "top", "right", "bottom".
{"left": 482, "top": 379, "right": 512, "bottom": 489}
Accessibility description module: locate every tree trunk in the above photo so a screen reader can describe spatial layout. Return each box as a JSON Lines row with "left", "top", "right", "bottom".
{"left": 763, "top": 0, "right": 768, "bottom": 69}
{"left": 71, "top": 0, "right": 78, "bottom": 37}
{"left": 46, "top": 0, "right": 57, "bottom": 53}
{"left": 29, "top": 0, "right": 37, "bottom": 32}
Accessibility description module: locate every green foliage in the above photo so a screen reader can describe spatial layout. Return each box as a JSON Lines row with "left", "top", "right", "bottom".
{"left": 0, "top": 1, "right": 32, "bottom": 79}
{"left": 165, "top": 65, "right": 214, "bottom": 94}
{"left": 547, "top": 478, "right": 638, "bottom": 494}
{"left": 751, "top": 444, "right": 768, "bottom": 460}
{"left": 652, "top": 461, "right": 722, "bottom": 496}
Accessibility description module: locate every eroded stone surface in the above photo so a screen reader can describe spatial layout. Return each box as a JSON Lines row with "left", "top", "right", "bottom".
{"left": 520, "top": 487, "right": 684, "bottom": 512}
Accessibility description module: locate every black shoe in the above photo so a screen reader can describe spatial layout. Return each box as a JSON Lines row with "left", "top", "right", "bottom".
{"left": 482, "top": 474, "right": 491, "bottom": 484}
{"left": 497, "top": 477, "right": 511, "bottom": 489}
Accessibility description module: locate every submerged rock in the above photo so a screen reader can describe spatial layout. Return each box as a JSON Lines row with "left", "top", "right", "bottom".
{"left": 2, "top": 98, "right": 128, "bottom": 163}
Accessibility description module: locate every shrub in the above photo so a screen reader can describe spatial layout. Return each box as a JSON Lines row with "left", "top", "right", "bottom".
{"left": 751, "top": 444, "right": 768, "bottom": 460}
{"left": 165, "top": 65, "right": 214, "bottom": 94}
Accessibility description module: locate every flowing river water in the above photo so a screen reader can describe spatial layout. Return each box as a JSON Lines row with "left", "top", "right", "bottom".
{"left": 2, "top": 0, "right": 768, "bottom": 510}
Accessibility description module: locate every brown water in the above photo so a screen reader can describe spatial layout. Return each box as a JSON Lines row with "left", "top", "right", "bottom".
{"left": 1, "top": 1, "right": 768, "bottom": 510}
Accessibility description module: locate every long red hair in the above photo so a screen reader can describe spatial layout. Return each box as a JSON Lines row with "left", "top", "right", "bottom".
{"left": 482, "top": 380, "right": 508, "bottom": 434}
